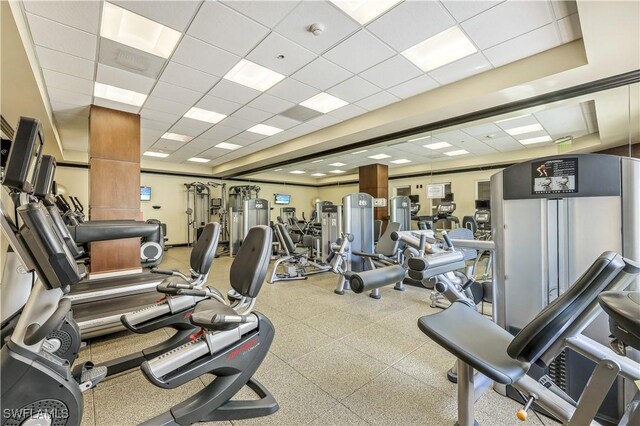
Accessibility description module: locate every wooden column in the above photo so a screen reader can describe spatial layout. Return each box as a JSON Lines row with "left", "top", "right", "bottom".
{"left": 359, "top": 164, "right": 389, "bottom": 224}
{"left": 88, "top": 105, "right": 141, "bottom": 276}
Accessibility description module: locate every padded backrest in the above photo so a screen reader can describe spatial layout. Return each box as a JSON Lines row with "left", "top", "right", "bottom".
{"left": 373, "top": 220, "right": 383, "bottom": 243}
{"left": 507, "top": 251, "right": 625, "bottom": 363}
{"left": 190, "top": 222, "right": 220, "bottom": 275}
{"left": 275, "top": 222, "right": 296, "bottom": 254}
{"left": 447, "top": 228, "right": 477, "bottom": 261}
{"left": 376, "top": 222, "right": 401, "bottom": 257}
{"left": 230, "top": 225, "right": 272, "bottom": 298}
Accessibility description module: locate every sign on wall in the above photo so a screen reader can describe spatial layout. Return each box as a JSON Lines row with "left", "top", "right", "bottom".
{"left": 426, "top": 184, "right": 445, "bottom": 199}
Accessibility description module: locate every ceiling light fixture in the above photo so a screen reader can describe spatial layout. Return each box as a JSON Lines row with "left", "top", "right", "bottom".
{"left": 162, "top": 132, "right": 193, "bottom": 142}
{"left": 94, "top": 82, "right": 147, "bottom": 106}
{"left": 402, "top": 26, "right": 477, "bottom": 72}
{"left": 247, "top": 124, "right": 283, "bottom": 136}
{"left": 274, "top": 168, "right": 283, "bottom": 171}
{"left": 300, "top": 92, "right": 348, "bottom": 114}
{"left": 368, "top": 153, "right": 391, "bottom": 160}
{"left": 215, "top": 142, "right": 242, "bottom": 150}
{"left": 424, "top": 142, "right": 452, "bottom": 149}
{"left": 390, "top": 159, "right": 411, "bottom": 164}
{"left": 505, "top": 123, "right": 543, "bottom": 136}
{"left": 443, "top": 149, "right": 469, "bottom": 156}
{"left": 187, "top": 157, "right": 210, "bottom": 163}
{"left": 408, "top": 135, "right": 431, "bottom": 142}
{"left": 311, "top": 159, "right": 324, "bottom": 163}
{"left": 143, "top": 151, "right": 169, "bottom": 158}
{"left": 329, "top": 170, "right": 346, "bottom": 174}
{"left": 330, "top": 0, "right": 402, "bottom": 24}
{"left": 289, "top": 170, "right": 306, "bottom": 174}
{"left": 311, "top": 172, "right": 327, "bottom": 177}
{"left": 520, "top": 136, "right": 552, "bottom": 145}
{"left": 101, "top": 2, "right": 181, "bottom": 59}
{"left": 223, "top": 59, "right": 285, "bottom": 92}
{"left": 495, "top": 114, "right": 531, "bottom": 124}
{"left": 184, "top": 107, "right": 227, "bottom": 124}
{"left": 329, "top": 162, "right": 346, "bottom": 166}
{"left": 352, "top": 150, "right": 368, "bottom": 154}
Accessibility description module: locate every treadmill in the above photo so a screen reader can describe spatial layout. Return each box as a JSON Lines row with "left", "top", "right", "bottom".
{"left": 2, "top": 118, "right": 166, "bottom": 338}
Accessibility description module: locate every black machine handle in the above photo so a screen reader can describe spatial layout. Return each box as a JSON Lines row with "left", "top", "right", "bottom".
{"left": 151, "top": 268, "right": 175, "bottom": 276}
{"left": 23, "top": 298, "right": 72, "bottom": 346}
{"left": 442, "top": 231, "right": 453, "bottom": 249}
{"left": 177, "top": 288, "right": 207, "bottom": 297}
{"left": 72, "top": 196, "right": 84, "bottom": 212}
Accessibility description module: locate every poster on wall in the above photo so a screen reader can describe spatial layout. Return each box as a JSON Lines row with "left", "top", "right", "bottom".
{"left": 531, "top": 158, "right": 578, "bottom": 195}
{"left": 426, "top": 184, "right": 445, "bottom": 198}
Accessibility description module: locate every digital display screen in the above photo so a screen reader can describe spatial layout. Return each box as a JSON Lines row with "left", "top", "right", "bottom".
{"left": 274, "top": 194, "right": 291, "bottom": 205}
{"left": 532, "top": 158, "right": 578, "bottom": 195}
{"left": 140, "top": 186, "right": 151, "bottom": 201}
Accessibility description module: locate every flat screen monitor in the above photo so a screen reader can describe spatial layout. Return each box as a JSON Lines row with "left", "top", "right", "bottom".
{"left": 443, "top": 193, "right": 454, "bottom": 202}
{"left": 475, "top": 199, "right": 490, "bottom": 209}
{"left": 274, "top": 194, "right": 291, "bottom": 205}
{"left": 140, "top": 186, "right": 151, "bottom": 201}
{"left": 408, "top": 195, "right": 420, "bottom": 203}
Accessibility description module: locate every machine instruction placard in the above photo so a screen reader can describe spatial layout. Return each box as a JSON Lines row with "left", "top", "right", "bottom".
{"left": 531, "top": 158, "right": 578, "bottom": 195}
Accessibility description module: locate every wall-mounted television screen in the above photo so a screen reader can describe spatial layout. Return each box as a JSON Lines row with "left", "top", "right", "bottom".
{"left": 274, "top": 194, "right": 291, "bottom": 205}
{"left": 140, "top": 186, "right": 151, "bottom": 201}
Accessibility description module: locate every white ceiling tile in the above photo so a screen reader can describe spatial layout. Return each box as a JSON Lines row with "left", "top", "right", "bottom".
{"left": 534, "top": 105, "right": 587, "bottom": 138}
{"left": 291, "top": 57, "right": 352, "bottom": 91}
{"left": 557, "top": 13, "right": 582, "bottom": 43}
{"left": 483, "top": 23, "right": 560, "bottom": 67}
{"left": 267, "top": 78, "right": 320, "bottom": 103}
{"left": 51, "top": 104, "right": 90, "bottom": 118}
{"left": 200, "top": 146, "right": 236, "bottom": 158}
{"left": 172, "top": 36, "right": 240, "bottom": 77}
{"left": 359, "top": 55, "right": 422, "bottom": 89}
{"left": 324, "top": 30, "right": 395, "bottom": 74}
{"left": 327, "top": 76, "right": 381, "bottom": 103}
{"left": 355, "top": 91, "right": 400, "bottom": 110}
{"left": 140, "top": 107, "right": 181, "bottom": 124}
{"left": 232, "top": 106, "right": 273, "bottom": 123}
{"left": 328, "top": 104, "right": 368, "bottom": 120}
{"left": 458, "top": 140, "right": 498, "bottom": 155}
{"left": 262, "top": 115, "right": 301, "bottom": 130}
{"left": 484, "top": 136, "right": 524, "bottom": 151}
{"left": 92, "top": 97, "right": 140, "bottom": 114}
{"left": 98, "top": 38, "right": 166, "bottom": 79}
{"left": 96, "top": 63, "right": 156, "bottom": 94}
{"left": 143, "top": 96, "right": 190, "bottom": 116}
{"left": 35, "top": 46, "right": 95, "bottom": 80}
{"left": 495, "top": 115, "right": 539, "bottom": 130}
{"left": 43, "top": 69, "right": 93, "bottom": 95}
{"left": 461, "top": 1, "right": 554, "bottom": 49}
{"left": 24, "top": 0, "right": 100, "bottom": 34}
{"left": 230, "top": 131, "right": 264, "bottom": 143}
{"left": 141, "top": 118, "right": 171, "bottom": 131}
{"left": 159, "top": 62, "right": 220, "bottom": 93}
{"left": 366, "top": 1, "right": 455, "bottom": 52}
{"left": 169, "top": 119, "right": 211, "bottom": 137}
{"left": 246, "top": 32, "right": 317, "bottom": 75}
{"left": 307, "top": 114, "right": 342, "bottom": 128}
{"left": 248, "top": 94, "right": 295, "bottom": 115}
{"left": 110, "top": 0, "right": 202, "bottom": 31}
{"left": 463, "top": 123, "right": 508, "bottom": 138}
{"left": 428, "top": 53, "right": 492, "bottom": 85}
{"left": 151, "top": 81, "right": 203, "bottom": 105}
{"left": 222, "top": 1, "right": 300, "bottom": 28}
{"left": 26, "top": 13, "right": 97, "bottom": 60}
{"left": 187, "top": 1, "right": 269, "bottom": 56}
{"left": 181, "top": 137, "right": 217, "bottom": 152}
{"left": 201, "top": 125, "right": 242, "bottom": 141}
{"left": 275, "top": 1, "right": 360, "bottom": 54}
{"left": 47, "top": 86, "right": 92, "bottom": 106}
{"left": 141, "top": 127, "right": 164, "bottom": 141}
{"left": 551, "top": 0, "right": 578, "bottom": 19}
{"left": 196, "top": 95, "right": 242, "bottom": 116}
{"left": 151, "top": 139, "right": 184, "bottom": 151}
{"left": 440, "top": 1, "right": 503, "bottom": 22}
{"left": 387, "top": 75, "right": 439, "bottom": 99}
{"left": 289, "top": 122, "right": 319, "bottom": 135}
{"left": 208, "top": 79, "right": 262, "bottom": 104}
{"left": 218, "top": 116, "right": 255, "bottom": 131}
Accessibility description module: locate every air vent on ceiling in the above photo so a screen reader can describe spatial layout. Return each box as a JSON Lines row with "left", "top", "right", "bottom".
{"left": 280, "top": 105, "right": 323, "bottom": 122}
{"left": 99, "top": 38, "right": 166, "bottom": 79}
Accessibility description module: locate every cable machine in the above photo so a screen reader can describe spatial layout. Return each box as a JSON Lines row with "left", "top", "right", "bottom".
{"left": 208, "top": 181, "right": 229, "bottom": 256}
{"left": 185, "top": 182, "right": 211, "bottom": 246}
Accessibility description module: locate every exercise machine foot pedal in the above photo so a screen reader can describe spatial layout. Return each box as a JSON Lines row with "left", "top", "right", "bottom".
{"left": 72, "top": 361, "right": 107, "bottom": 391}
{"left": 201, "top": 379, "right": 279, "bottom": 422}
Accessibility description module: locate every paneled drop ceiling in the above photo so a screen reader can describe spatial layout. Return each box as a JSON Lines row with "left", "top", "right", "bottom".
{"left": 19, "top": 0, "right": 582, "bottom": 166}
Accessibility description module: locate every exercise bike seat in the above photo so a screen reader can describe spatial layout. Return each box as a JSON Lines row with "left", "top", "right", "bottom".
{"left": 190, "top": 299, "right": 242, "bottom": 331}
{"left": 418, "top": 302, "right": 529, "bottom": 384}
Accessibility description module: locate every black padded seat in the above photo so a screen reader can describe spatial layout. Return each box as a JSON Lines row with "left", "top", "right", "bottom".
{"left": 598, "top": 291, "right": 640, "bottom": 351}
{"left": 191, "top": 299, "right": 241, "bottom": 331}
{"left": 418, "top": 302, "right": 529, "bottom": 384}
{"left": 190, "top": 223, "right": 220, "bottom": 275}
{"left": 156, "top": 276, "right": 190, "bottom": 295}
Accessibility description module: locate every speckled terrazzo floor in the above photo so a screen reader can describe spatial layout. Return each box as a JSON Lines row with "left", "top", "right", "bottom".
{"left": 79, "top": 247, "right": 558, "bottom": 426}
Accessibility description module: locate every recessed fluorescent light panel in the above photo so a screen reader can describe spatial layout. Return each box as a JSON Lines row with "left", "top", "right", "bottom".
{"left": 329, "top": 170, "right": 346, "bottom": 174}
{"left": 329, "top": 162, "right": 346, "bottom": 167}
{"left": 274, "top": 168, "right": 283, "bottom": 171}
{"left": 520, "top": 136, "right": 552, "bottom": 145}
{"left": 300, "top": 92, "right": 348, "bottom": 114}
{"left": 184, "top": 107, "right": 226, "bottom": 124}
{"left": 390, "top": 159, "right": 411, "bottom": 164}
{"left": 223, "top": 59, "right": 285, "bottom": 92}
{"left": 289, "top": 170, "right": 306, "bottom": 174}
{"left": 352, "top": 150, "right": 368, "bottom": 154}
{"left": 247, "top": 124, "right": 283, "bottom": 136}
{"left": 368, "top": 153, "right": 391, "bottom": 160}
{"left": 311, "top": 173, "right": 327, "bottom": 177}
{"left": 143, "top": 151, "right": 169, "bottom": 158}
{"left": 330, "top": 0, "right": 402, "bottom": 24}
{"left": 505, "top": 123, "right": 543, "bottom": 136}
{"left": 101, "top": 2, "right": 181, "bottom": 58}
{"left": 215, "top": 142, "right": 242, "bottom": 150}
{"left": 495, "top": 114, "right": 531, "bottom": 124}
{"left": 402, "top": 26, "right": 477, "bottom": 72}
{"left": 311, "top": 159, "right": 324, "bottom": 163}
{"left": 94, "top": 82, "right": 147, "bottom": 106}
{"left": 408, "top": 135, "right": 430, "bottom": 142}
{"left": 424, "top": 142, "right": 452, "bottom": 149}
{"left": 444, "top": 149, "right": 469, "bottom": 156}
{"left": 162, "top": 132, "right": 193, "bottom": 142}
{"left": 188, "top": 157, "right": 210, "bottom": 163}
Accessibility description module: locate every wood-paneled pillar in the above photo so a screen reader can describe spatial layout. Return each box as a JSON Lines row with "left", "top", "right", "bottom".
{"left": 88, "top": 105, "right": 141, "bottom": 277}
{"left": 359, "top": 164, "right": 388, "bottom": 223}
